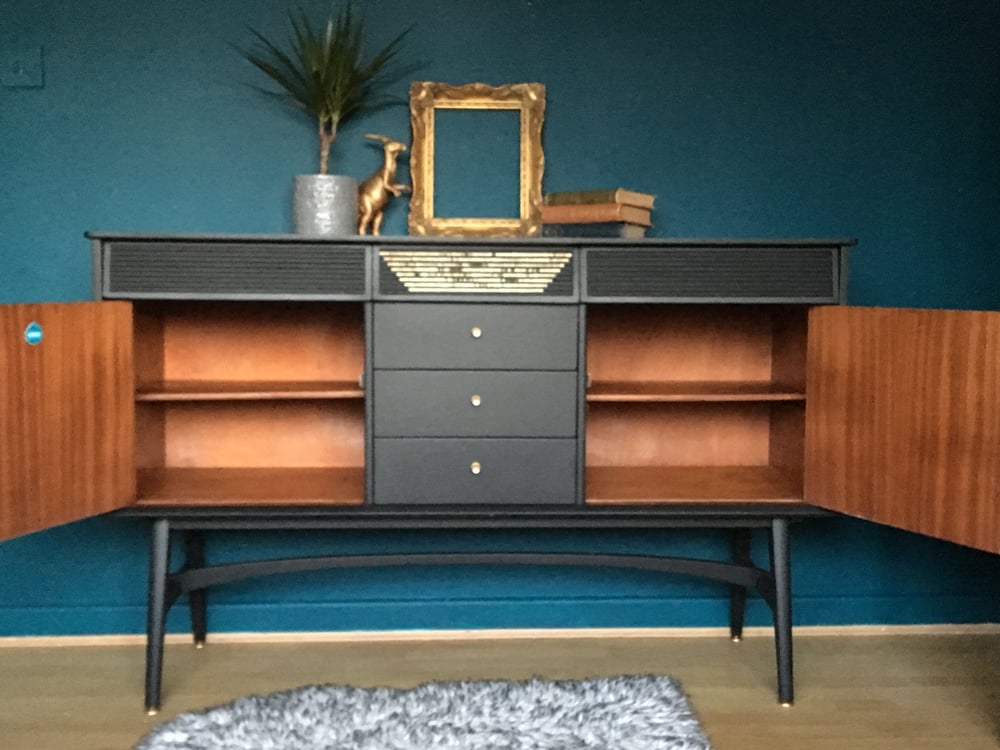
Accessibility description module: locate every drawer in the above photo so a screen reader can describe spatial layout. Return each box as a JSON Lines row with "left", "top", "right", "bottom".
{"left": 372, "top": 303, "right": 578, "bottom": 369}
{"left": 373, "top": 371, "right": 578, "bottom": 437}
{"left": 373, "top": 438, "right": 577, "bottom": 505}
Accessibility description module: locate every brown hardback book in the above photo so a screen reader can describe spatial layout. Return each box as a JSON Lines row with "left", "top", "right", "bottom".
{"left": 540, "top": 202, "right": 652, "bottom": 227}
{"left": 543, "top": 188, "right": 655, "bottom": 210}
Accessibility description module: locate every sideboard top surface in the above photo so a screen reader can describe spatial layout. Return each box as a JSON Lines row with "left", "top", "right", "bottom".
{"left": 85, "top": 232, "right": 857, "bottom": 248}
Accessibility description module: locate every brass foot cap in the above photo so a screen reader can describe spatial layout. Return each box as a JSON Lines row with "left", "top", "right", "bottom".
{"left": 146, "top": 709, "right": 159, "bottom": 716}
{"left": 195, "top": 641, "right": 205, "bottom": 649}
{"left": 780, "top": 702, "right": 793, "bottom": 709}
{"left": 730, "top": 635, "right": 742, "bottom": 643}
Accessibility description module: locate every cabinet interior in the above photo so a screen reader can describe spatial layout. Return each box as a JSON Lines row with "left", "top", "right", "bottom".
{"left": 585, "top": 305, "right": 808, "bottom": 503}
{"left": 131, "top": 302, "right": 366, "bottom": 506}
{"left": 126, "top": 300, "right": 811, "bottom": 506}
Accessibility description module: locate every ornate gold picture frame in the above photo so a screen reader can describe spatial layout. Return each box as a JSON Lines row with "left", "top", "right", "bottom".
{"left": 408, "top": 81, "right": 545, "bottom": 237}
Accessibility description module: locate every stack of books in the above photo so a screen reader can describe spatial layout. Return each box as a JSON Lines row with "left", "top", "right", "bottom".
{"left": 540, "top": 188, "right": 655, "bottom": 238}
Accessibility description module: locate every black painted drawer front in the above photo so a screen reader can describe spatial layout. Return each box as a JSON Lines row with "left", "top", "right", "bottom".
{"left": 373, "top": 438, "right": 577, "bottom": 505}
{"left": 373, "top": 371, "right": 578, "bottom": 437}
{"left": 584, "top": 246, "right": 839, "bottom": 302}
{"left": 372, "top": 304, "right": 578, "bottom": 369}
{"left": 103, "top": 241, "right": 367, "bottom": 299}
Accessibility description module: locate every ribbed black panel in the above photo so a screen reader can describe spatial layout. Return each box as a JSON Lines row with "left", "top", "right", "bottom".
{"left": 547, "top": 261, "right": 575, "bottom": 296}
{"left": 377, "top": 247, "right": 576, "bottom": 297}
{"left": 585, "top": 247, "right": 838, "bottom": 302}
{"left": 104, "top": 242, "right": 366, "bottom": 298}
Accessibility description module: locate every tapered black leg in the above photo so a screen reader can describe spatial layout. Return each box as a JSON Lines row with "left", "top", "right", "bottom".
{"left": 729, "top": 528, "right": 752, "bottom": 641}
{"left": 770, "top": 517, "right": 794, "bottom": 706}
{"left": 184, "top": 531, "right": 207, "bottom": 646}
{"left": 145, "top": 519, "right": 171, "bottom": 713}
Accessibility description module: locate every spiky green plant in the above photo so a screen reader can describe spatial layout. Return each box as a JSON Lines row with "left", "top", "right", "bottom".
{"left": 241, "top": 3, "right": 410, "bottom": 174}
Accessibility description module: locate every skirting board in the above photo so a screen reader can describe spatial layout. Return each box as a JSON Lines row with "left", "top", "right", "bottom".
{"left": 2, "top": 623, "right": 999, "bottom": 648}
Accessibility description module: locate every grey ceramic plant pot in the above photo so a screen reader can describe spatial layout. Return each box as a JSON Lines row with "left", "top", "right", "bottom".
{"left": 293, "top": 174, "right": 359, "bottom": 236}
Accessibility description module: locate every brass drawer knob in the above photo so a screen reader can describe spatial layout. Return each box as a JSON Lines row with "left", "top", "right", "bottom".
{"left": 470, "top": 461, "right": 482, "bottom": 475}
{"left": 471, "top": 326, "right": 482, "bottom": 338}
{"left": 470, "top": 394, "right": 482, "bottom": 407}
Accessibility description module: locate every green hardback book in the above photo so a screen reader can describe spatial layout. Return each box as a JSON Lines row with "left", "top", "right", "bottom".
{"left": 543, "top": 188, "right": 655, "bottom": 210}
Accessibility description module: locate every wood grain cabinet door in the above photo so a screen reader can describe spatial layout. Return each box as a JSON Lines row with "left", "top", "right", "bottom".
{"left": 0, "top": 302, "right": 135, "bottom": 541}
{"left": 805, "top": 305, "right": 1000, "bottom": 554}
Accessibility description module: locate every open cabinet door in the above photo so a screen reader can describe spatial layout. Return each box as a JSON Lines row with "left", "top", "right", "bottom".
{"left": 805, "top": 305, "right": 1000, "bottom": 554}
{"left": 0, "top": 302, "right": 135, "bottom": 542}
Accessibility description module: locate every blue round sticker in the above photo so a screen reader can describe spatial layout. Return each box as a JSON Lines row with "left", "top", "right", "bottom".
{"left": 24, "top": 321, "right": 43, "bottom": 345}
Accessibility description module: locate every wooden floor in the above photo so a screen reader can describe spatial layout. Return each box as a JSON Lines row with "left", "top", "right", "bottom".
{"left": 0, "top": 632, "right": 997, "bottom": 749}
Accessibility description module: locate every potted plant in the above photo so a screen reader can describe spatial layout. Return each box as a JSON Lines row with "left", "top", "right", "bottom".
{"left": 240, "top": 3, "right": 411, "bottom": 235}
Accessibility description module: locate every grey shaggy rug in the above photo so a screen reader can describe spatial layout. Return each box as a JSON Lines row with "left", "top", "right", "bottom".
{"left": 134, "top": 675, "right": 712, "bottom": 750}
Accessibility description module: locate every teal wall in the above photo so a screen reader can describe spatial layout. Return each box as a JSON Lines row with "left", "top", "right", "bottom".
{"left": 2, "top": 0, "right": 1000, "bottom": 635}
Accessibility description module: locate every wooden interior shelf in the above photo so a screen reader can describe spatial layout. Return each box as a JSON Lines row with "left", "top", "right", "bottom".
{"left": 586, "top": 380, "right": 806, "bottom": 402}
{"left": 135, "top": 380, "right": 365, "bottom": 401}
{"left": 584, "top": 304, "right": 809, "bottom": 493}
{"left": 133, "top": 301, "right": 366, "bottom": 390}
{"left": 130, "top": 301, "right": 367, "bottom": 500}
{"left": 135, "top": 467, "right": 365, "bottom": 506}
{"left": 585, "top": 466, "right": 804, "bottom": 504}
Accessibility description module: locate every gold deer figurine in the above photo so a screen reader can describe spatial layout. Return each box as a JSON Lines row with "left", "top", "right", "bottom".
{"left": 357, "top": 134, "right": 410, "bottom": 235}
